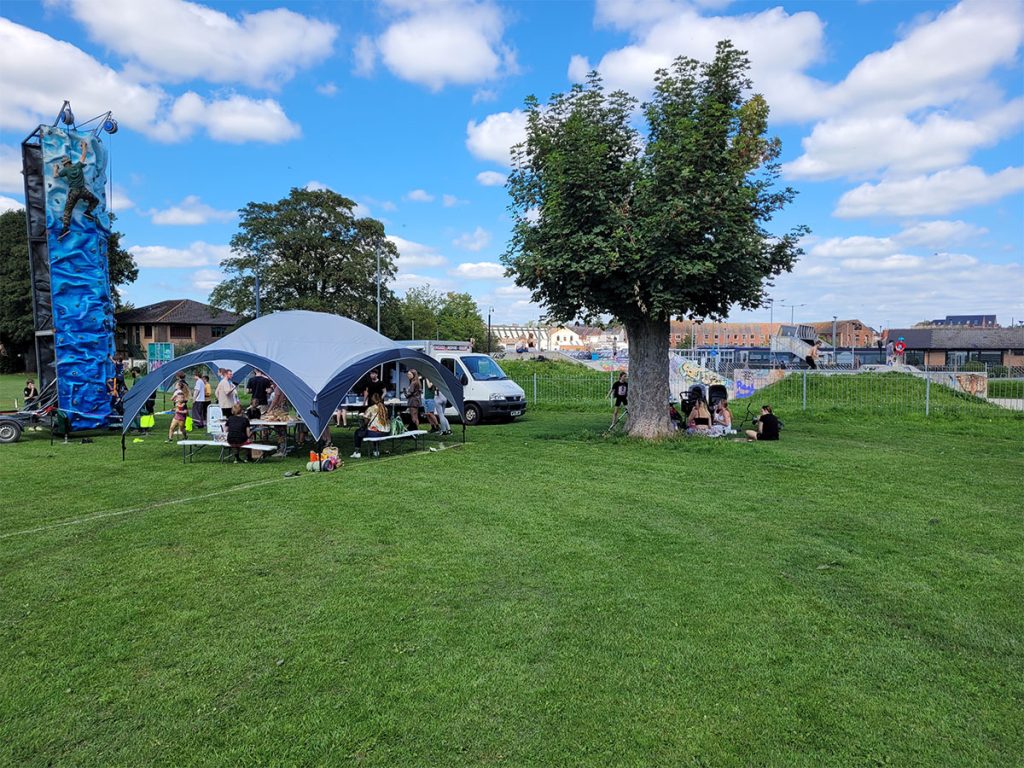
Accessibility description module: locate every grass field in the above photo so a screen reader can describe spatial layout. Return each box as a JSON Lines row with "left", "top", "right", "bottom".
{"left": 1, "top": 373, "right": 1022, "bottom": 766}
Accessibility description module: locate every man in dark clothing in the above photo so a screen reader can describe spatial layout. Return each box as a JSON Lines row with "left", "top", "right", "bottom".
{"left": 746, "top": 405, "right": 780, "bottom": 441}
{"left": 247, "top": 370, "right": 272, "bottom": 409}
{"left": 362, "top": 370, "right": 386, "bottom": 404}
{"left": 54, "top": 140, "right": 99, "bottom": 238}
{"left": 225, "top": 403, "right": 252, "bottom": 463}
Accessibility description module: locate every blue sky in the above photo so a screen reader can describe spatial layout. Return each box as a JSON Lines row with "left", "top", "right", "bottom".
{"left": 1, "top": 0, "right": 1022, "bottom": 330}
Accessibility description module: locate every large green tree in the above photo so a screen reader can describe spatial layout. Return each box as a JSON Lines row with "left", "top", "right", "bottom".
{"left": 388, "top": 284, "right": 489, "bottom": 348}
{"left": 0, "top": 209, "right": 136, "bottom": 372}
{"left": 210, "top": 187, "right": 398, "bottom": 326}
{"left": 504, "top": 41, "right": 807, "bottom": 437}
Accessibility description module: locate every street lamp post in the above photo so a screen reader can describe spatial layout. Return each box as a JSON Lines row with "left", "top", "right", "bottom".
{"left": 254, "top": 268, "right": 260, "bottom": 319}
{"left": 375, "top": 244, "right": 381, "bottom": 334}
{"left": 832, "top": 315, "right": 838, "bottom": 360}
{"left": 487, "top": 307, "right": 494, "bottom": 354}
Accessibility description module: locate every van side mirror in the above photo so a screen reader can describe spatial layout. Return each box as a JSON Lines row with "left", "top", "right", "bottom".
{"left": 461, "top": 374, "right": 468, "bottom": 385}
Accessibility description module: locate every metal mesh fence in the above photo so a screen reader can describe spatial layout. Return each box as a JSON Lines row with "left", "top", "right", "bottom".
{"left": 511, "top": 368, "right": 1024, "bottom": 416}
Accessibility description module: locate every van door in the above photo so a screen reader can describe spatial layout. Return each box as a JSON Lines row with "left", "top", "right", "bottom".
{"left": 441, "top": 357, "right": 468, "bottom": 385}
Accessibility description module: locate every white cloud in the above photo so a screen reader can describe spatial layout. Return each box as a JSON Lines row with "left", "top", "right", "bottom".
{"left": 60, "top": 0, "right": 337, "bottom": 89}
{"left": 811, "top": 236, "right": 897, "bottom": 260}
{"left": 391, "top": 271, "right": 456, "bottom": 294}
{"left": 825, "top": 0, "right": 1024, "bottom": 119}
{"left": 316, "top": 82, "right": 338, "bottom": 97}
{"left": 495, "top": 283, "right": 531, "bottom": 297}
{"left": 579, "top": 2, "right": 828, "bottom": 122}
{"left": 149, "top": 195, "right": 236, "bottom": 225}
{"left": 784, "top": 99, "right": 1024, "bottom": 180}
{"left": 897, "top": 220, "right": 988, "bottom": 248}
{"left": 153, "top": 92, "right": 301, "bottom": 143}
{"left": 387, "top": 235, "right": 448, "bottom": 268}
{"left": 835, "top": 166, "right": 1024, "bottom": 218}
{"left": 353, "top": 35, "right": 377, "bottom": 77}
{"left": 442, "top": 194, "right": 464, "bottom": 207}
{"left": 0, "top": 195, "right": 24, "bottom": 213}
{"left": 0, "top": 145, "right": 22, "bottom": 194}
{"left": 475, "top": 170, "right": 506, "bottom": 186}
{"left": 405, "top": 188, "right": 435, "bottom": 202}
{"left": 109, "top": 184, "right": 134, "bottom": 212}
{"left": 451, "top": 261, "right": 504, "bottom": 279}
{"left": 453, "top": 226, "right": 491, "bottom": 251}
{"left": 191, "top": 268, "right": 224, "bottom": 293}
{"left": 466, "top": 109, "right": 527, "bottom": 166}
{"left": 128, "top": 241, "right": 230, "bottom": 268}
{"left": 0, "top": 19, "right": 302, "bottom": 143}
{"left": 375, "top": 1, "right": 514, "bottom": 91}
{"left": 304, "top": 180, "right": 330, "bottom": 191}
{"left": 472, "top": 88, "right": 498, "bottom": 104}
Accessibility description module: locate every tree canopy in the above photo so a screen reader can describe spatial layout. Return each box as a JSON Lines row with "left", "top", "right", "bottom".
{"left": 210, "top": 187, "right": 398, "bottom": 326}
{"left": 504, "top": 41, "right": 807, "bottom": 436}
{"left": 0, "top": 208, "right": 136, "bottom": 372}
{"left": 389, "top": 284, "right": 489, "bottom": 348}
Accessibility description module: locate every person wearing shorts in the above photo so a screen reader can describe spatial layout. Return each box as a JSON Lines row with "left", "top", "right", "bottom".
{"left": 609, "top": 372, "right": 628, "bottom": 427}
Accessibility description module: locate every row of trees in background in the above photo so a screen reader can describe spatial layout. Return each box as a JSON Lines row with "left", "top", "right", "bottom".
{"left": 209, "top": 187, "right": 489, "bottom": 347}
{"left": 0, "top": 209, "right": 137, "bottom": 373}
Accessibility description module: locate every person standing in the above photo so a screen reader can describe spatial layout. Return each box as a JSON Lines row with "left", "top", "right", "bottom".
{"left": 167, "top": 393, "right": 189, "bottom": 442}
{"left": 362, "top": 370, "right": 386, "bottom": 404}
{"left": 805, "top": 340, "right": 820, "bottom": 369}
{"left": 424, "top": 376, "right": 452, "bottom": 435}
{"left": 608, "top": 372, "right": 628, "bottom": 427}
{"left": 885, "top": 340, "right": 895, "bottom": 365}
{"left": 421, "top": 377, "right": 441, "bottom": 432}
{"left": 405, "top": 369, "right": 423, "bottom": 429}
{"left": 247, "top": 369, "right": 271, "bottom": 412}
{"left": 192, "top": 371, "right": 207, "bottom": 429}
{"left": 216, "top": 369, "right": 238, "bottom": 409}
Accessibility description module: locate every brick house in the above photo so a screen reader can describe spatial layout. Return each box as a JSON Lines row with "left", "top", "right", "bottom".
{"left": 809, "top": 320, "right": 879, "bottom": 348}
{"left": 116, "top": 299, "right": 242, "bottom": 357}
{"left": 670, "top": 320, "right": 782, "bottom": 348}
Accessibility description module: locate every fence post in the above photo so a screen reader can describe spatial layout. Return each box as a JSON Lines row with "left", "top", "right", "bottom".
{"left": 532, "top": 372, "right": 537, "bottom": 404}
{"left": 925, "top": 370, "right": 931, "bottom": 416}
{"left": 802, "top": 369, "right": 807, "bottom": 411}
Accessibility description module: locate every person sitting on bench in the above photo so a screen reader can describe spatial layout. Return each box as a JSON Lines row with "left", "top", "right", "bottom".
{"left": 351, "top": 393, "right": 390, "bottom": 459}
{"left": 225, "top": 403, "right": 252, "bottom": 463}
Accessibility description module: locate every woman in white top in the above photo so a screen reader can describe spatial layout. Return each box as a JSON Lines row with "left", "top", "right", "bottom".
{"left": 191, "top": 371, "right": 208, "bottom": 428}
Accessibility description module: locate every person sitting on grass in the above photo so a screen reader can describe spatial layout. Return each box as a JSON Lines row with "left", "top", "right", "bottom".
{"left": 686, "top": 397, "right": 712, "bottom": 436}
{"left": 351, "top": 393, "right": 389, "bottom": 459}
{"left": 225, "top": 402, "right": 252, "bottom": 463}
{"left": 668, "top": 402, "right": 683, "bottom": 431}
{"left": 745, "top": 405, "right": 780, "bottom": 442}
{"left": 710, "top": 400, "right": 734, "bottom": 437}
{"left": 167, "top": 394, "right": 188, "bottom": 442}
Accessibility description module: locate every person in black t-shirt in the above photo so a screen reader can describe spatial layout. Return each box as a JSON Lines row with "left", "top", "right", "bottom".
{"left": 362, "top": 370, "right": 386, "bottom": 404}
{"left": 746, "top": 405, "right": 780, "bottom": 441}
{"left": 225, "top": 403, "right": 252, "bottom": 463}
{"left": 608, "top": 372, "right": 628, "bottom": 427}
{"left": 247, "top": 370, "right": 272, "bottom": 410}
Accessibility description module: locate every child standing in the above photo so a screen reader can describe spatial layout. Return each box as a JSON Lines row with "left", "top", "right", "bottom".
{"left": 167, "top": 395, "right": 188, "bottom": 442}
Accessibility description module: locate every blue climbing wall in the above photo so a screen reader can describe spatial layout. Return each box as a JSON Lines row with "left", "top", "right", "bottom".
{"left": 41, "top": 127, "right": 114, "bottom": 430}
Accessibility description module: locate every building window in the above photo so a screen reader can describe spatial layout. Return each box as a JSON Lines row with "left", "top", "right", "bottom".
{"left": 211, "top": 326, "right": 227, "bottom": 338}
{"left": 144, "top": 324, "right": 153, "bottom": 338}
{"left": 946, "top": 351, "right": 968, "bottom": 367}
{"left": 170, "top": 324, "right": 192, "bottom": 339}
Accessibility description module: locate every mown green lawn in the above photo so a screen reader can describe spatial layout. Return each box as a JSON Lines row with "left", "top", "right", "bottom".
{"left": 1, "top": 373, "right": 1022, "bottom": 766}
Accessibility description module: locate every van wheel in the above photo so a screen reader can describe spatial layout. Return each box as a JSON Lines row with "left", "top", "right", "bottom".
{"left": 463, "top": 403, "right": 481, "bottom": 425}
{"left": 0, "top": 420, "right": 23, "bottom": 444}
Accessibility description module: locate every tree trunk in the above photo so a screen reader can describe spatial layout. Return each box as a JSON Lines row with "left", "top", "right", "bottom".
{"left": 624, "top": 316, "right": 672, "bottom": 438}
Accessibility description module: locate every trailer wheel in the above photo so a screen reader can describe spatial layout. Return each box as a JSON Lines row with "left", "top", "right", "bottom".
{"left": 0, "top": 420, "right": 23, "bottom": 444}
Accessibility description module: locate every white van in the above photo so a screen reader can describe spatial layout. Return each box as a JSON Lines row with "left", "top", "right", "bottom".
{"left": 399, "top": 340, "right": 527, "bottom": 425}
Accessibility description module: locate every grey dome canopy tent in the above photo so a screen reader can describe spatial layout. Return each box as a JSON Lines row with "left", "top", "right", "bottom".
{"left": 121, "top": 310, "right": 466, "bottom": 451}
